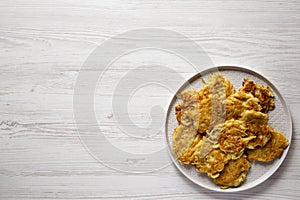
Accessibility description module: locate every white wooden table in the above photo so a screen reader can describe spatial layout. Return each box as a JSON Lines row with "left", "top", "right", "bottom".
{"left": 1, "top": 0, "right": 300, "bottom": 199}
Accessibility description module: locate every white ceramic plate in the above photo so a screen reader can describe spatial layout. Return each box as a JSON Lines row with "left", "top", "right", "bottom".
{"left": 165, "top": 66, "right": 292, "bottom": 192}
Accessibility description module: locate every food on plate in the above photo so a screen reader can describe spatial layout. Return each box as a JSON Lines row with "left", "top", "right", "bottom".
{"left": 214, "top": 155, "right": 251, "bottom": 189}
{"left": 172, "top": 74, "right": 289, "bottom": 189}
{"left": 194, "top": 144, "right": 232, "bottom": 178}
{"left": 198, "top": 74, "right": 235, "bottom": 133}
{"left": 177, "top": 89, "right": 201, "bottom": 130}
{"left": 241, "top": 78, "right": 275, "bottom": 113}
{"left": 247, "top": 128, "right": 289, "bottom": 162}
{"left": 215, "top": 119, "right": 255, "bottom": 159}
{"left": 172, "top": 125, "right": 198, "bottom": 163}
{"left": 241, "top": 110, "right": 272, "bottom": 149}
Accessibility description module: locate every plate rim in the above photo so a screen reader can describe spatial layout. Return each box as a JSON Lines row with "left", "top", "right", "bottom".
{"left": 164, "top": 65, "right": 293, "bottom": 193}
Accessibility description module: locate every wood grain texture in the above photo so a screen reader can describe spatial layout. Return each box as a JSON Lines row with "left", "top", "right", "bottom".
{"left": 0, "top": 0, "right": 300, "bottom": 199}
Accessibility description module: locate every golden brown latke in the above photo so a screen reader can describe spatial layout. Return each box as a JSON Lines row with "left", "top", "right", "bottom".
{"left": 172, "top": 74, "right": 289, "bottom": 189}
{"left": 241, "top": 110, "right": 269, "bottom": 126}
{"left": 215, "top": 119, "right": 256, "bottom": 159}
{"left": 194, "top": 74, "right": 236, "bottom": 133}
{"left": 206, "top": 74, "right": 235, "bottom": 131}
{"left": 175, "top": 74, "right": 235, "bottom": 133}
{"left": 178, "top": 89, "right": 201, "bottom": 130}
{"left": 179, "top": 134, "right": 203, "bottom": 164}
{"left": 225, "top": 90, "right": 262, "bottom": 120}
{"left": 246, "top": 125, "right": 272, "bottom": 149}
{"left": 241, "top": 110, "right": 272, "bottom": 149}
{"left": 208, "top": 74, "right": 236, "bottom": 98}
{"left": 241, "top": 78, "right": 275, "bottom": 113}
{"left": 225, "top": 78, "right": 275, "bottom": 120}
{"left": 214, "top": 155, "right": 251, "bottom": 189}
{"left": 247, "top": 128, "right": 289, "bottom": 162}
{"left": 194, "top": 138, "right": 232, "bottom": 178}
{"left": 172, "top": 125, "right": 198, "bottom": 163}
